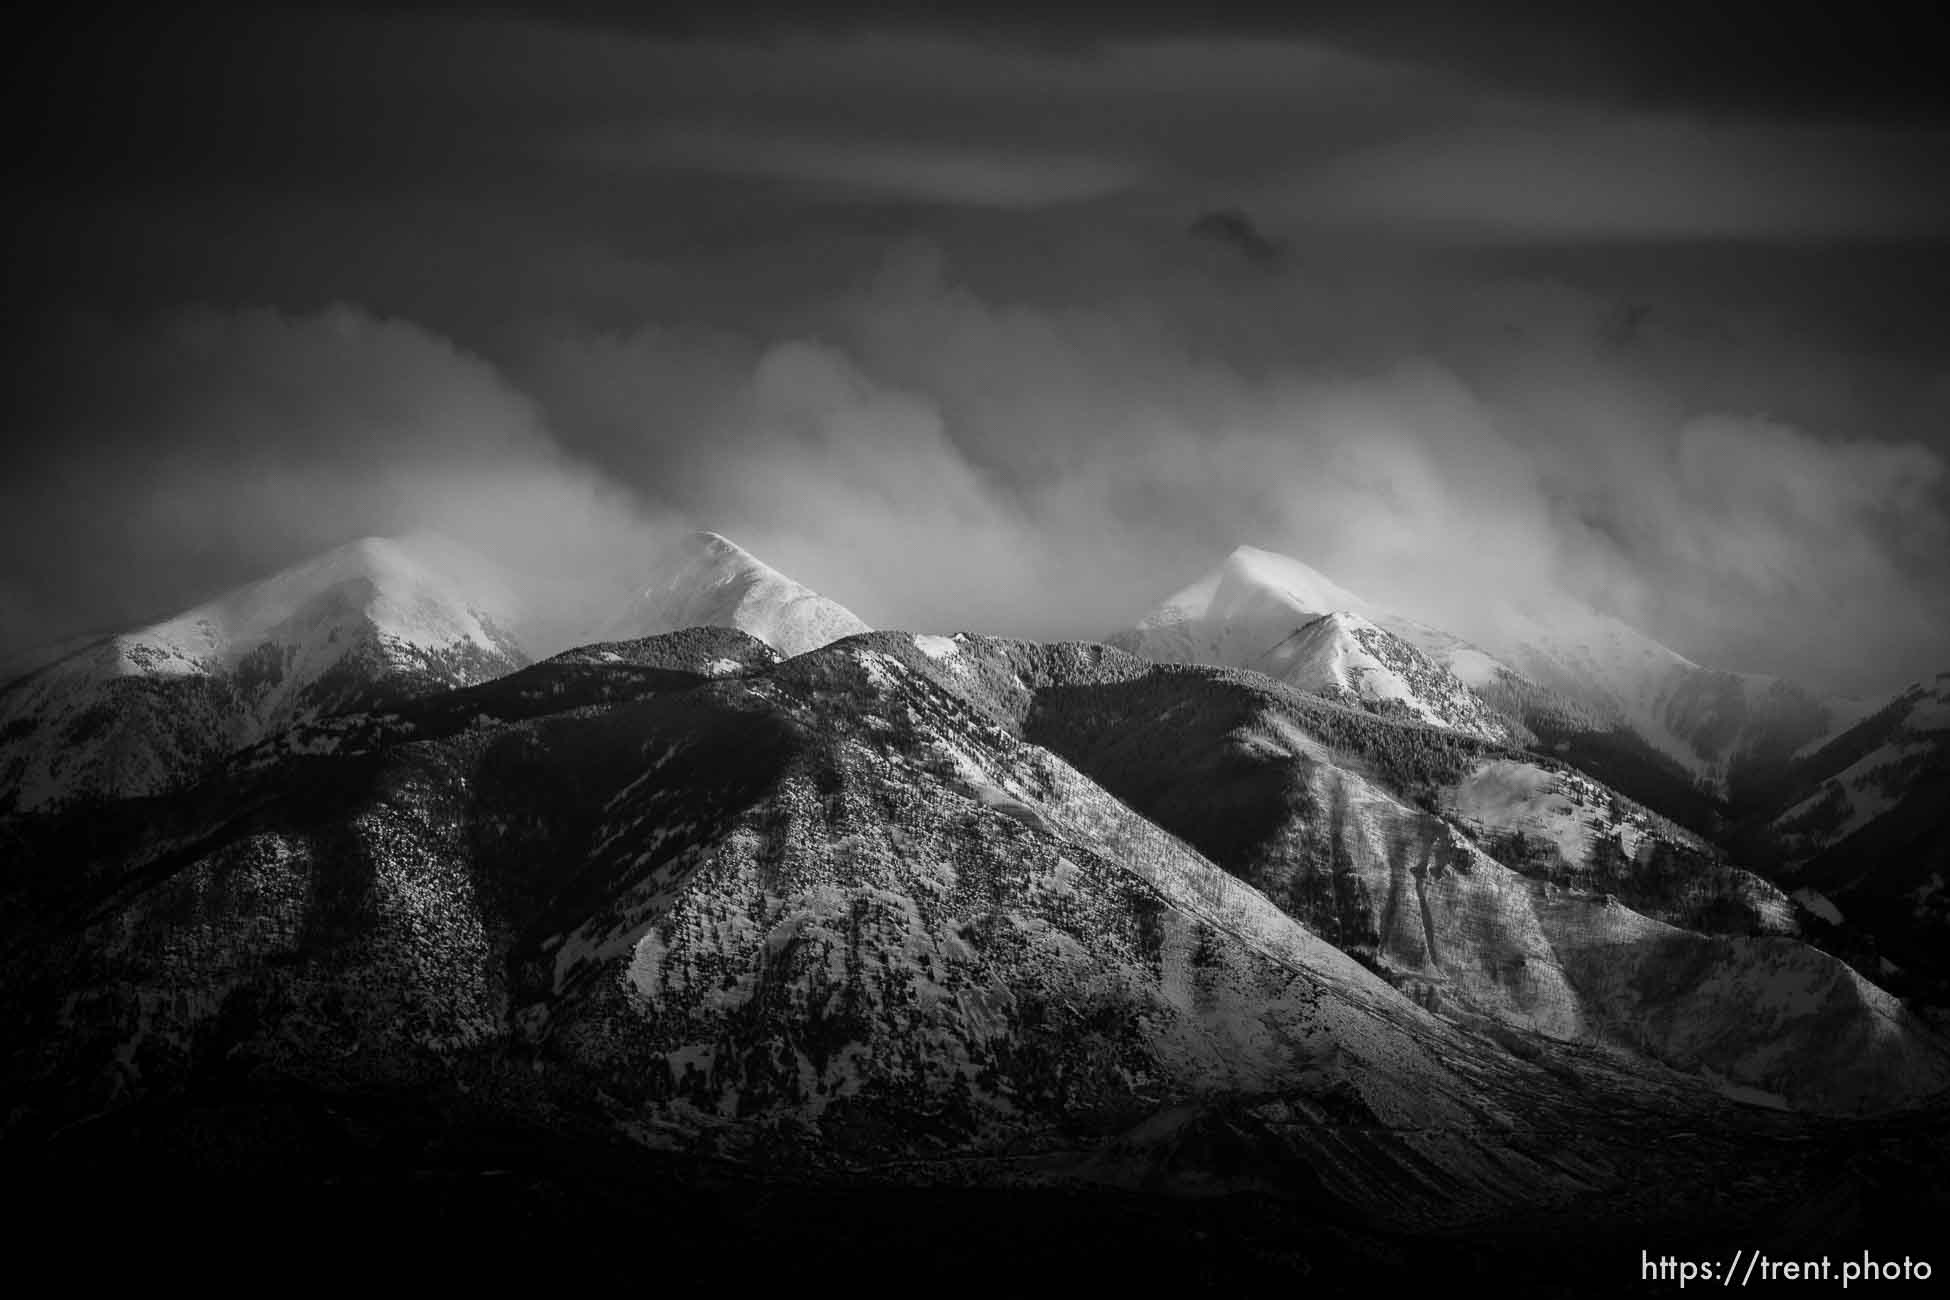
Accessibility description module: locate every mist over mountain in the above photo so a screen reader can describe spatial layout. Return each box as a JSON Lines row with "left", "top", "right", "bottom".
{"left": 6, "top": 3, "right": 1949, "bottom": 1284}
{"left": 3, "top": 524, "right": 1947, "bottom": 1284}
{"left": 0, "top": 530, "right": 872, "bottom": 813}
{"left": 7, "top": 202, "right": 1950, "bottom": 700}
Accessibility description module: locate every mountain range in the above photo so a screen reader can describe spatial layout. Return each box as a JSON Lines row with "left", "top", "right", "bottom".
{"left": 0, "top": 530, "right": 861, "bottom": 815}
{"left": 1109, "top": 542, "right": 1950, "bottom": 1003}
{"left": 3, "top": 529, "right": 1945, "bottom": 1284}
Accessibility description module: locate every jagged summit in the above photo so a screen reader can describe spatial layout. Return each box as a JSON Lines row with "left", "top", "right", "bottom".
{"left": 608, "top": 530, "right": 870, "bottom": 658}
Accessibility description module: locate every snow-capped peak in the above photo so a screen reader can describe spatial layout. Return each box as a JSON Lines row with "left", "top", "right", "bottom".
{"left": 113, "top": 535, "right": 514, "bottom": 679}
{"left": 0, "top": 534, "right": 526, "bottom": 813}
{"left": 1114, "top": 548, "right": 1515, "bottom": 741}
{"left": 1146, "top": 545, "right": 1375, "bottom": 629}
{"left": 1114, "top": 541, "right": 1874, "bottom": 778}
{"left": 607, "top": 531, "right": 870, "bottom": 658}
{"left": 1254, "top": 610, "right": 1514, "bottom": 741}
{"left": 1118, "top": 544, "right": 1377, "bottom": 670}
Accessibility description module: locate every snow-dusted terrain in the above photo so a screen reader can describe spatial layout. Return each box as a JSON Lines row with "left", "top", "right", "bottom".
{"left": 1254, "top": 610, "right": 1513, "bottom": 741}
{"left": 0, "top": 529, "right": 882, "bottom": 814}
{"left": 1475, "top": 602, "right": 1868, "bottom": 790}
{"left": 1115, "top": 544, "right": 1878, "bottom": 799}
{"left": 1111, "top": 547, "right": 1516, "bottom": 741}
{"left": 607, "top": 531, "right": 870, "bottom": 658}
{"left": 1772, "top": 674, "right": 1950, "bottom": 867}
{"left": 0, "top": 536, "right": 527, "bottom": 811}
{"left": 5, "top": 570, "right": 1948, "bottom": 1273}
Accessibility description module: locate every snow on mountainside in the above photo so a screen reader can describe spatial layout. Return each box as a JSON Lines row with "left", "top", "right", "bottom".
{"left": 1115, "top": 545, "right": 1374, "bottom": 667}
{"left": 1254, "top": 611, "right": 1513, "bottom": 742}
{"left": 607, "top": 531, "right": 870, "bottom": 658}
{"left": 0, "top": 536, "right": 526, "bottom": 812}
{"left": 11, "top": 623, "right": 1947, "bottom": 1220}
{"left": 1772, "top": 674, "right": 1950, "bottom": 868}
{"left": 1476, "top": 603, "right": 1864, "bottom": 792}
{"left": 1116, "top": 545, "right": 1874, "bottom": 804}
{"left": 1733, "top": 673, "right": 1950, "bottom": 1009}
{"left": 1111, "top": 547, "right": 1516, "bottom": 742}
{"left": 953, "top": 642, "right": 1934, "bottom": 1110}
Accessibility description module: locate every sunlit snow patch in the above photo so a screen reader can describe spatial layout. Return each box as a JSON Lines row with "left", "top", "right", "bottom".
{"left": 912, "top": 634, "right": 960, "bottom": 661}
{"left": 1790, "top": 888, "right": 1844, "bottom": 925}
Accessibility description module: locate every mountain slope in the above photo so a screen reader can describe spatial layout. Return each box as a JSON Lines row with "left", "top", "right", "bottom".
{"left": 5, "top": 625, "right": 1949, "bottom": 1271}
{"left": 1254, "top": 611, "right": 1514, "bottom": 741}
{"left": 1744, "top": 674, "right": 1950, "bottom": 1005}
{"left": 1111, "top": 548, "right": 1516, "bottom": 743}
{"left": 1477, "top": 603, "right": 1870, "bottom": 797}
{"left": 0, "top": 536, "right": 526, "bottom": 813}
{"left": 913, "top": 637, "right": 1940, "bottom": 1113}
{"left": 1768, "top": 674, "right": 1950, "bottom": 867}
{"left": 0, "top": 630, "right": 1664, "bottom": 1213}
{"left": 1114, "top": 545, "right": 1887, "bottom": 835}
{"left": 1112, "top": 545, "right": 1373, "bottom": 668}
{"left": 607, "top": 531, "right": 869, "bottom": 658}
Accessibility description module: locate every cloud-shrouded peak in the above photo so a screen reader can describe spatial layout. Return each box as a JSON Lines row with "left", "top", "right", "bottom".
{"left": 1119, "top": 539, "right": 1895, "bottom": 790}
{"left": 0, "top": 534, "right": 528, "bottom": 812}
{"left": 1117, "top": 543, "right": 1377, "bottom": 667}
{"left": 608, "top": 530, "right": 872, "bottom": 658}
{"left": 1114, "top": 544, "right": 1518, "bottom": 740}
{"left": 132, "top": 533, "right": 518, "bottom": 670}
{"left": 1254, "top": 608, "right": 1517, "bottom": 741}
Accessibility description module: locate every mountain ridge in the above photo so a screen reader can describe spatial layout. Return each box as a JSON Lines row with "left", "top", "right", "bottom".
{"left": 1113, "top": 543, "right": 1891, "bottom": 812}
{"left": 606, "top": 530, "right": 871, "bottom": 658}
{"left": 0, "top": 535, "right": 527, "bottom": 813}
{"left": 0, "top": 529, "right": 874, "bottom": 815}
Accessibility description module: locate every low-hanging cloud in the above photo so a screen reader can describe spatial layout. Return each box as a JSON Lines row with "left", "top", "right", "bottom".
{"left": 501, "top": 232, "right": 1950, "bottom": 695}
{"left": 4, "top": 231, "right": 1945, "bottom": 697}
{"left": 0, "top": 303, "right": 687, "bottom": 660}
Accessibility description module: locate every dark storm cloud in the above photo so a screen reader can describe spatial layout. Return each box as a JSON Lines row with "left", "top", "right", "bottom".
{"left": 3, "top": 5, "right": 1948, "bottom": 694}
{"left": 16, "top": 8, "right": 1947, "bottom": 238}
{"left": 0, "top": 304, "right": 685, "bottom": 657}
{"left": 488, "top": 235, "right": 1950, "bottom": 691}
{"left": 325, "top": 1, "right": 1950, "bottom": 122}
{"left": 1190, "top": 211, "right": 1286, "bottom": 267}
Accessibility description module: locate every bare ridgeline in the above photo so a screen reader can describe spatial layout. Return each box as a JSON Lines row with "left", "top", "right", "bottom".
{"left": 3, "top": 531, "right": 1946, "bottom": 1288}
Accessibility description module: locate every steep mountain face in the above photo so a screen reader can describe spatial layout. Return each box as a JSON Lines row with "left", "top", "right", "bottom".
{"left": 1111, "top": 548, "right": 1517, "bottom": 743}
{"left": 4, "top": 625, "right": 1948, "bottom": 1268}
{"left": 932, "top": 638, "right": 1937, "bottom": 1113}
{"left": 1768, "top": 675, "right": 1950, "bottom": 868}
{"left": 1113, "top": 545, "right": 1892, "bottom": 840}
{"left": 1253, "top": 611, "right": 1514, "bottom": 742}
{"left": 1111, "top": 545, "right": 1372, "bottom": 668}
{"left": 0, "top": 629, "right": 1647, "bottom": 1213}
{"left": 1746, "top": 674, "right": 1950, "bottom": 1005}
{"left": 607, "top": 531, "right": 870, "bottom": 658}
{"left": 0, "top": 529, "right": 870, "bottom": 816}
{"left": 0, "top": 537, "right": 526, "bottom": 814}
{"left": 1477, "top": 603, "right": 1869, "bottom": 799}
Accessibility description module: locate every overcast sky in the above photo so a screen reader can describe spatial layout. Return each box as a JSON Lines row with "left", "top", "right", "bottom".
{"left": 5, "top": 3, "right": 1948, "bottom": 694}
